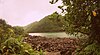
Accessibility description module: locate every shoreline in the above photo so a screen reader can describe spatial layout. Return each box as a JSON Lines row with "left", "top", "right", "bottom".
{"left": 24, "top": 35, "right": 79, "bottom": 55}
{"left": 28, "top": 32, "right": 76, "bottom": 38}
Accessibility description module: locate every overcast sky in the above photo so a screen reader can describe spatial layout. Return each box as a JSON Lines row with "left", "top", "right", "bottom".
{"left": 0, "top": 0, "right": 62, "bottom": 26}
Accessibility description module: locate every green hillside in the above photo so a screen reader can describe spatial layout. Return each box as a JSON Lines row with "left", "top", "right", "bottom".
{"left": 24, "top": 12, "right": 65, "bottom": 33}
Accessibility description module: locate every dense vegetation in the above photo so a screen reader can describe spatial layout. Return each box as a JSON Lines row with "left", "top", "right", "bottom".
{"left": 0, "top": 19, "right": 44, "bottom": 55}
{"left": 50, "top": 0, "right": 100, "bottom": 55}
{"left": 0, "top": 0, "right": 100, "bottom": 55}
{"left": 24, "top": 12, "right": 65, "bottom": 33}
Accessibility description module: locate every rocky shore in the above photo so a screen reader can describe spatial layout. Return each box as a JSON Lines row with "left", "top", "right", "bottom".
{"left": 24, "top": 35, "right": 79, "bottom": 55}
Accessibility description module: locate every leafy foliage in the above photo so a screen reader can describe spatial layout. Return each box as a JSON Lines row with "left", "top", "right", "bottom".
{"left": 0, "top": 19, "right": 44, "bottom": 55}
{"left": 76, "top": 43, "right": 100, "bottom": 55}
{"left": 50, "top": 0, "right": 100, "bottom": 55}
{"left": 13, "top": 26, "right": 25, "bottom": 36}
{"left": 53, "top": 0, "right": 99, "bottom": 35}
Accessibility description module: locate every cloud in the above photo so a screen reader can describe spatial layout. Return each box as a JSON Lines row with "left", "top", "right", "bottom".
{"left": 0, "top": 0, "right": 62, "bottom": 26}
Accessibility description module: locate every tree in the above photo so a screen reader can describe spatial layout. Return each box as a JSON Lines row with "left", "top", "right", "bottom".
{"left": 0, "top": 19, "right": 44, "bottom": 55}
{"left": 50, "top": 0, "right": 100, "bottom": 55}
{"left": 13, "top": 26, "right": 25, "bottom": 36}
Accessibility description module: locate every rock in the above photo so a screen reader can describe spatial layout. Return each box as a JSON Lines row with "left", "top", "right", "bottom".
{"left": 23, "top": 35, "right": 79, "bottom": 55}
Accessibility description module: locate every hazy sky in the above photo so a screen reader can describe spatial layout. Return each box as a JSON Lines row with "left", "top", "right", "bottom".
{"left": 0, "top": 0, "right": 62, "bottom": 26}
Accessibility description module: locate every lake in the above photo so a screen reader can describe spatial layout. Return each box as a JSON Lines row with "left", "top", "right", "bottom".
{"left": 29, "top": 32, "right": 75, "bottom": 38}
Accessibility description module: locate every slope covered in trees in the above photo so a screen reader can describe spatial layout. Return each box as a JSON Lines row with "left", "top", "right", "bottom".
{"left": 24, "top": 12, "right": 65, "bottom": 33}
{"left": 0, "top": 19, "right": 44, "bottom": 55}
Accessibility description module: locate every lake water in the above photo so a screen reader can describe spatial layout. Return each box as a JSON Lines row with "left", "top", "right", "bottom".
{"left": 29, "top": 32, "right": 75, "bottom": 38}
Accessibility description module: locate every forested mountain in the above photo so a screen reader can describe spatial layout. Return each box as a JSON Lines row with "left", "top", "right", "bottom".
{"left": 24, "top": 12, "right": 65, "bottom": 33}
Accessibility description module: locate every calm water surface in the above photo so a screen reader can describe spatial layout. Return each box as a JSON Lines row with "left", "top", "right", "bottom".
{"left": 29, "top": 32, "right": 75, "bottom": 38}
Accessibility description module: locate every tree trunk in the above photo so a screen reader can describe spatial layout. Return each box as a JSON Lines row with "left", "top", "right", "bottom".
{"left": 90, "top": 9, "right": 100, "bottom": 43}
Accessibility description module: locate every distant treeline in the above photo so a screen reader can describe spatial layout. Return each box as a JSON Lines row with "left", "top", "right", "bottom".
{"left": 24, "top": 12, "right": 66, "bottom": 33}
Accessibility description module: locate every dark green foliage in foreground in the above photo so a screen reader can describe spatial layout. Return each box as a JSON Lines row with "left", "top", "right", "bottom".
{"left": 0, "top": 19, "right": 44, "bottom": 55}
{"left": 24, "top": 12, "right": 65, "bottom": 33}
{"left": 75, "top": 43, "right": 100, "bottom": 55}
{"left": 50, "top": 0, "right": 100, "bottom": 55}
